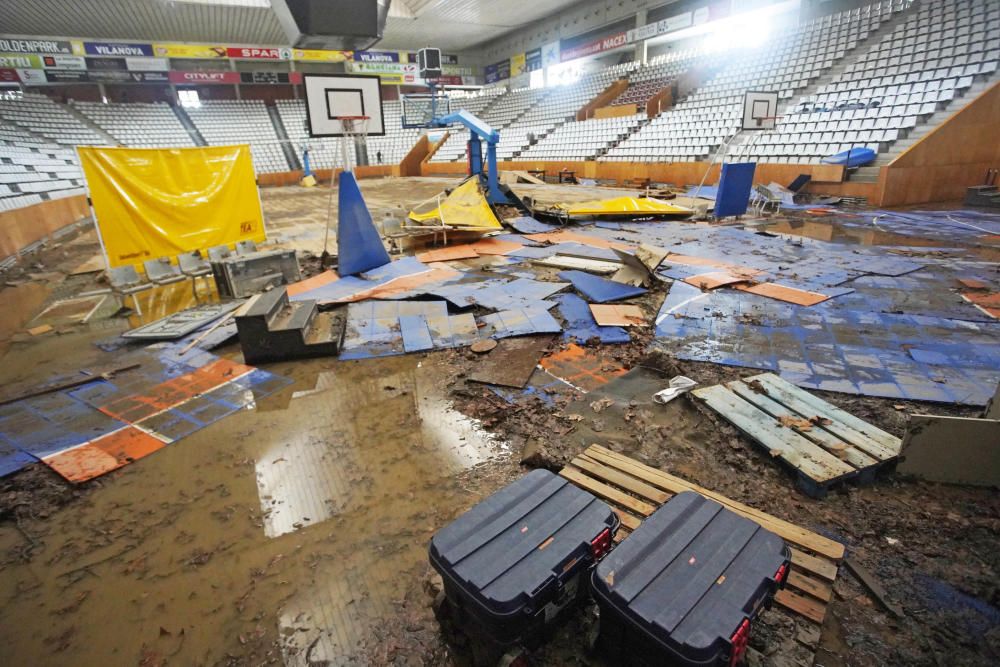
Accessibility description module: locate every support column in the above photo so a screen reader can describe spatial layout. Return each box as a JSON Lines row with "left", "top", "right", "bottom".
{"left": 635, "top": 9, "right": 649, "bottom": 65}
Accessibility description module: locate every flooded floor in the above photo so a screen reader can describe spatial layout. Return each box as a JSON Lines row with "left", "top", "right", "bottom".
{"left": 0, "top": 176, "right": 997, "bottom": 666}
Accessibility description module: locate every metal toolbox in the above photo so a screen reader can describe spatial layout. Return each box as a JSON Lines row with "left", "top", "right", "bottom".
{"left": 429, "top": 469, "right": 619, "bottom": 665}
{"left": 211, "top": 249, "right": 300, "bottom": 299}
{"left": 591, "top": 491, "right": 790, "bottom": 667}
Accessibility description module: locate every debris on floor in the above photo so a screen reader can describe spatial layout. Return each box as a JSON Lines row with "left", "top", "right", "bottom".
{"left": 3, "top": 176, "right": 1000, "bottom": 667}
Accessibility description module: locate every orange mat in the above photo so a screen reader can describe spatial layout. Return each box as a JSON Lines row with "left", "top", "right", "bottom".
{"left": 735, "top": 282, "right": 831, "bottom": 306}
{"left": 526, "top": 230, "right": 634, "bottom": 251}
{"left": 467, "top": 238, "right": 524, "bottom": 255}
{"left": 589, "top": 304, "right": 646, "bottom": 327}
{"left": 539, "top": 343, "right": 627, "bottom": 393}
{"left": 44, "top": 426, "right": 168, "bottom": 483}
{"left": 415, "top": 246, "right": 480, "bottom": 262}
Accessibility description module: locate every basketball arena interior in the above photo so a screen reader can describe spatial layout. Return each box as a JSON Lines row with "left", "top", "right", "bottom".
{"left": 0, "top": 0, "right": 998, "bottom": 665}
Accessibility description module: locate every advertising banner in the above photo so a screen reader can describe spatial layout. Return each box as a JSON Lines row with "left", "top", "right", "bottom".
{"left": 168, "top": 70, "right": 240, "bottom": 84}
{"left": 129, "top": 72, "right": 170, "bottom": 83}
{"left": 510, "top": 52, "right": 527, "bottom": 77}
{"left": 88, "top": 57, "right": 127, "bottom": 70}
{"left": 484, "top": 59, "right": 510, "bottom": 84}
{"left": 153, "top": 43, "right": 227, "bottom": 59}
{"left": 126, "top": 57, "right": 170, "bottom": 71}
{"left": 0, "top": 38, "right": 74, "bottom": 54}
{"left": 15, "top": 69, "right": 48, "bottom": 84}
{"left": 42, "top": 55, "right": 87, "bottom": 70}
{"left": 79, "top": 146, "right": 266, "bottom": 268}
{"left": 44, "top": 69, "right": 88, "bottom": 82}
{"left": 88, "top": 70, "right": 136, "bottom": 83}
{"left": 542, "top": 41, "right": 560, "bottom": 69}
{"left": 239, "top": 71, "right": 293, "bottom": 84}
{"left": 353, "top": 50, "right": 400, "bottom": 63}
{"left": 84, "top": 42, "right": 153, "bottom": 57}
{"left": 525, "top": 48, "right": 542, "bottom": 73}
{"left": 291, "top": 48, "right": 352, "bottom": 62}
{"left": 226, "top": 47, "right": 290, "bottom": 60}
{"left": 560, "top": 31, "right": 628, "bottom": 62}
{"left": 346, "top": 61, "right": 422, "bottom": 85}
{"left": 0, "top": 69, "right": 20, "bottom": 82}
{"left": 657, "top": 12, "right": 693, "bottom": 34}
{"left": 0, "top": 54, "right": 43, "bottom": 68}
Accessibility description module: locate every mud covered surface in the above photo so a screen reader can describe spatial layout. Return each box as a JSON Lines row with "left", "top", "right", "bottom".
{"left": 0, "top": 180, "right": 997, "bottom": 666}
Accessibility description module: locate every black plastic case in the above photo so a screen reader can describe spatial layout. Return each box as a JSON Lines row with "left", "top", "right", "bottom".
{"left": 592, "top": 491, "right": 790, "bottom": 667}
{"left": 429, "top": 469, "right": 619, "bottom": 663}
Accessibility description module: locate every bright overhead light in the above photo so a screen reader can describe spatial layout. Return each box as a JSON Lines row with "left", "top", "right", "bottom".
{"left": 171, "top": 0, "right": 272, "bottom": 7}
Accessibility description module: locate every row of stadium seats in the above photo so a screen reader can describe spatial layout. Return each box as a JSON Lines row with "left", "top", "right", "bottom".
{"left": 72, "top": 101, "right": 195, "bottom": 148}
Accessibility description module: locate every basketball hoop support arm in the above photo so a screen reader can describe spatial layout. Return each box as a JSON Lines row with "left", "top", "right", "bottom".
{"left": 428, "top": 109, "right": 510, "bottom": 205}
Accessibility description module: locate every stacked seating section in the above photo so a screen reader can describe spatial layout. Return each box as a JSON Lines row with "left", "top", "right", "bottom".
{"left": 185, "top": 100, "right": 290, "bottom": 173}
{"left": 1, "top": 0, "right": 998, "bottom": 212}
{"left": 73, "top": 101, "right": 195, "bottom": 148}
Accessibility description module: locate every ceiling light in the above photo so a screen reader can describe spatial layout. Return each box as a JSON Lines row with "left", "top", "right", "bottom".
{"left": 171, "top": 0, "right": 272, "bottom": 8}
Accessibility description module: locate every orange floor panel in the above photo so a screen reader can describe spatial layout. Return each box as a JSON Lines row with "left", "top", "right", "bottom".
{"left": 539, "top": 343, "right": 627, "bottom": 393}
{"left": 43, "top": 426, "right": 168, "bottom": 482}
{"left": 99, "top": 358, "right": 255, "bottom": 423}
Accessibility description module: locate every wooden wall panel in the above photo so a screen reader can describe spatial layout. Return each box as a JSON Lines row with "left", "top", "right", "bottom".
{"left": 881, "top": 80, "right": 1000, "bottom": 206}
{"left": 594, "top": 105, "right": 638, "bottom": 119}
{"left": 0, "top": 195, "right": 90, "bottom": 258}
{"left": 578, "top": 81, "right": 628, "bottom": 121}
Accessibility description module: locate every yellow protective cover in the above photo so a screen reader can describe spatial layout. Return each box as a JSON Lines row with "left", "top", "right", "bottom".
{"left": 561, "top": 196, "right": 692, "bottom": 217}
{"left": 408, "top": 177, "right": 502, "bottom": 230}
{"left": 78, "top": 145, "right": 266, "bottom": 267}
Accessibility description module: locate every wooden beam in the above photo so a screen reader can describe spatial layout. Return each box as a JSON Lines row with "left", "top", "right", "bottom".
{"left": 586, "top": 445, "right": 846, "bottom": 561}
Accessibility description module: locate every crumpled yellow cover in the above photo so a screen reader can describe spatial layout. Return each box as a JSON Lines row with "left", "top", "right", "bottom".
{"left": 408, "top": 177, "right": 502, "bottom": 229}
{"left": 78, "top": 145, "right": 265, "bottom": 267}
{"left": 558, "top": 196, "right": 692, "bottom": 217}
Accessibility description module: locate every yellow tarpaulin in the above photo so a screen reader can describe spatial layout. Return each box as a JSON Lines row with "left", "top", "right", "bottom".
{"left": 558, "top": 196, "right": 692, "bottom": 217}
{"left": 408, "top": 177, "right": 502, "bottom": 230}
{"left": 78, "top": 145, "right": 265, "bottom": 267}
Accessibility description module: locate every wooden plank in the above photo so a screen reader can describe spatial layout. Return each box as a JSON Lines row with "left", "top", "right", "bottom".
{"left": 728, "top": 380, "right": 879, "bottom": 470}
{"left": 775, "top": 589, "right": 827, "bottom": 624}
{"left": 789, "top": 547, "right": 839, "bottom": 583}
{"left": 693, "top": 385, "right": 857, "bottom": 483}
{"left": 752, "top": 374, "right": 901, "bottom": 459}
{"left": 559, "top": 467, "right": 656, "bottom": 517}
{"left": 586, "top": 446, "right": 846, "bottom": 561}
{"left": 571, "top": 457, "right": 672, "bottom": 504}
{"left": 788, "top": 571, "right": 833, "bottom": 603}
{"left": 844, "top": 558, "right": 904, "bottom": 619}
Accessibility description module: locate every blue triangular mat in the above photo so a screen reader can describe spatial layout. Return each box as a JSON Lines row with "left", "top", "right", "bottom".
{"left": 337, "top": 171, "right": 390, "bottom": 276}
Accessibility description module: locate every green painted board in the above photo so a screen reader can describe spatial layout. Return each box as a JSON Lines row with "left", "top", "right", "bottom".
{"left": 693, "top": 384, "right": 856, "bottom": 484}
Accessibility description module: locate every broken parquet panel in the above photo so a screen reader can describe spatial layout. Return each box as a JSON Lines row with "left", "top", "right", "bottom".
{"left": 559, "top": 444, "right": 844, "bottom": 634}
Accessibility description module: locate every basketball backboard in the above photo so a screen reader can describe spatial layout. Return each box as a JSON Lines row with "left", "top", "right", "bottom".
{"left": 742, "top": 90, "right": 779, "bottom": 130}
{"left": 303, "top": 73, "right": 385, "bottom": 137}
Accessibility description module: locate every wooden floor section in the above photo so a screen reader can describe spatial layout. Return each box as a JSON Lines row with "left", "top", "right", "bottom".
{"left": 692, "top": 373, "right": 902, "bottom": 497}
{"left": 560, "top": 444, "right": 845, "bottom": 627}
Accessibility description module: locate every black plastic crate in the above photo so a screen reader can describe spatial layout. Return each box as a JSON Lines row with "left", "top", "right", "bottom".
{"left": 592, "top": 491, "right": 790, "bottom": 667}
{"left": 430, "top": 469, "right": 619, "bottom": 665}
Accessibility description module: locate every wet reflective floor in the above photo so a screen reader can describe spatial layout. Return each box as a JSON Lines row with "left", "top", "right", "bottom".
{"left": 0, "top": 346, "right": 510, "bottom": 665}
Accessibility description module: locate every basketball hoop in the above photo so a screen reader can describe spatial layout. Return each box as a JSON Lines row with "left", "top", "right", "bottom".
{"left": 334, "top": 115, "right": 370, "bottom": 173}
{"left": 322, "top": 115, "right": 371, "bottom": 266}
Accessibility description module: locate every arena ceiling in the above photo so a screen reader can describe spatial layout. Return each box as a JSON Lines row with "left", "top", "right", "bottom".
{"left": 0, "top": 0, "right": 586, "bottom": 53}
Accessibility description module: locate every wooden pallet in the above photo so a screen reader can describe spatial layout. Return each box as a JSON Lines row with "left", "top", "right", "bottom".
{"left": 560, "top": 444, "right": 844, "bottom": 626}
{"left": 691, "top": 373, "right": 902, "bottom": 498}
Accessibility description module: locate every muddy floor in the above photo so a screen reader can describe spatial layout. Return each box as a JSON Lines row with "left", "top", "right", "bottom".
{"left": 0, "top": 176, "right": 997, "bottom": 666}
